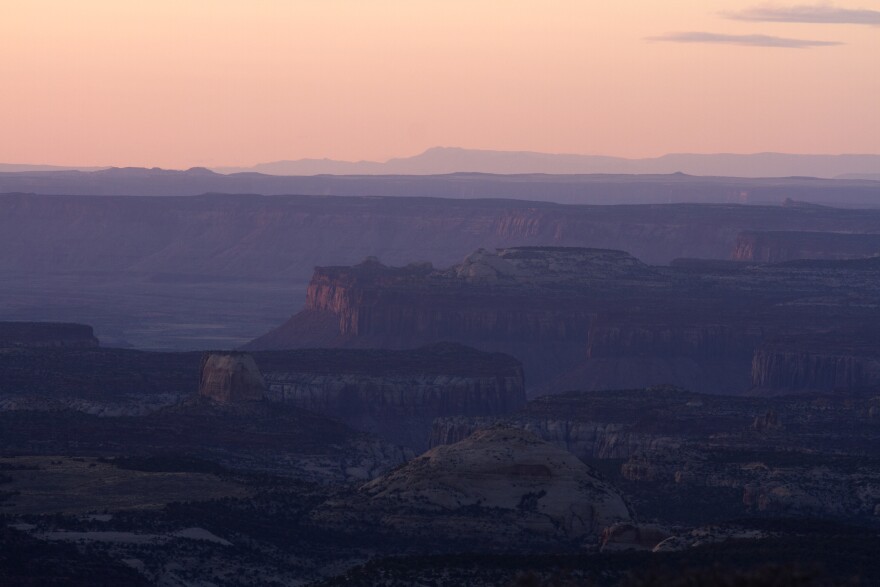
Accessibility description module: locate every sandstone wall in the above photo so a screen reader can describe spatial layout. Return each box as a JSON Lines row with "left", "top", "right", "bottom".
{"left": 732, "top": 231, "right": 880, "bottom": 263}
{"left": 264, "top": 371, "right": 526, "bottom": 450}
{"left": 751, "top": 349, "right": 880, "bottom": 392}
{"left": 198, "top": 353, "right": 266, "bottom": 404}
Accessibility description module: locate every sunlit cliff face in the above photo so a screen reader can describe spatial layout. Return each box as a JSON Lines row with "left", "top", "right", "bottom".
{"left": 2, "top": 0, "right": 878, "bottom": 168}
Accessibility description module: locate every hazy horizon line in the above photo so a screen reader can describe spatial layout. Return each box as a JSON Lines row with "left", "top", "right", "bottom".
{"left": 4, "top": 146, "right": 880, "bottom": 172}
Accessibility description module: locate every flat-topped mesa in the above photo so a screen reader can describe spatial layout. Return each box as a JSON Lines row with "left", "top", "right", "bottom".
{"left": 308, "top": 248, "right": 654, "bottom": 306}
{"left": 732, "top": 231, "right": 880, "bottom": 263}
{"left": 198, "top": 352, "right": 266, "bottom": 404}
{"left": 0, "top": 322, "right": 99, "bottom": 348}
{"left": 248, "top": 245, "right": 880, "bottom": 395}
{"left": 261, "top": 246, "right": 657, "bottom": 346}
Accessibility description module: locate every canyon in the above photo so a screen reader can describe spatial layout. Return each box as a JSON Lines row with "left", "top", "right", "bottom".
{"left": 3, "top": 177, "right": 880, "bottom": 584}
{"left": 3, "top": 321, "right": 880, "bottom": 584}
{"left": 3, "top": 192, "right": 880, "bottom": 349}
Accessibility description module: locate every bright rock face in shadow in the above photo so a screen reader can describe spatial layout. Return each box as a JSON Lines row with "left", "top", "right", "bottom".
{"left": 198, "top": 353, "right": 266, "bottom": 404}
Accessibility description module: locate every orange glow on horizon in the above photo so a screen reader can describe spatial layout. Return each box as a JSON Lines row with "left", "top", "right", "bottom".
{"left": 1, "top": 0, "right": 878, "bottom": 168}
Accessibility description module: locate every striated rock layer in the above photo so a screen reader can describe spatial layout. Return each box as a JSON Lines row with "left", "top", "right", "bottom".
{"left": 732, "top": 230, "right": 880, "bottom": 263}
{"left": 751, "top": 331, "right": 880, "bottom": 393}
{"left": 260, "top": 343, "right": 525, "bottom": 450}
{"left": 266, "top": 345, "right": 526, "bottom": 450}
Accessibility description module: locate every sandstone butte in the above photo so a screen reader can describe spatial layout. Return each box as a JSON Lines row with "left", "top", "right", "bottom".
{"left": 198, "top": 352, "right": 266, "bottom": 404}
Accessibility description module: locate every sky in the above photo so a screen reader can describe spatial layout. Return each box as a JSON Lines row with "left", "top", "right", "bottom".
{"left": 1, "top": 0, "right": 879, "bottom": 168}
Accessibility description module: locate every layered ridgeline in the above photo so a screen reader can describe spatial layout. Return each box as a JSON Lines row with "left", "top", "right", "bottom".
{"left": 4, "top": 193, "right": 880, "bottom": 350}
{"left": 0, "top": 343, "right": 412, "bottom": 482}
{"left": 246, "top": 247, "right": 880, "bottom": 395}
{"left": 3, "top": 165, "right": 880, "bottom": 203}
{"left": 5, "top": 194, "right": 880, "bottom": 277}
{"left": 0, "top": 328, "right": 525, "bottom": 453}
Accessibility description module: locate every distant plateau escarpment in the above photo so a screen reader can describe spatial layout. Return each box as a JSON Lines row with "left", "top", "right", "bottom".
{"left": 246, "top": 247, "right": 880, "bottom": 396}
{"left": 0, "top": 322, "right": 98, "bottom": 349}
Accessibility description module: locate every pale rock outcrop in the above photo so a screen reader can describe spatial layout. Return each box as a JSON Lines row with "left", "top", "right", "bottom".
{"left": 317, "top": 426, "right": 631, "bottom": 546}
{"left": 198, "top": 353, "right": 265, "bottom": 404}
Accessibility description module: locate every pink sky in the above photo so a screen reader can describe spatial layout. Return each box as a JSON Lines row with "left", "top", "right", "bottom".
{"left": 2, "top": 1, "right": 879, "bottom": 168}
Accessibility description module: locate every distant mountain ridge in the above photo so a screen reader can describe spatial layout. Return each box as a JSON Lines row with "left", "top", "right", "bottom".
{"left": 216, "top": 147, "right": 880, "bottom": 179}
{"left": 1, "top": 168, "right": 878, "bottom": 207}
{"left": 0, "top": 163, "right": 106, "bottom": 173}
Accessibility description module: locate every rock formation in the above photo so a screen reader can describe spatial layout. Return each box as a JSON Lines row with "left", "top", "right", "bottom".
{"left": 258, "top": 343, "right": 525, "bottom": 450}
{"left": 198, "top": 353, "right": 265, "bottom": 404}
{"left": 752, "top": 409, "right": 782, "bottom": 432}
{"left": 316, "top": 425, "right": 631, "bottom": 546}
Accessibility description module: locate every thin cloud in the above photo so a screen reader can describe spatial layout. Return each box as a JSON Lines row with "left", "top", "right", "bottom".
{"left": 646, "top": 31, "right": 843, "bottom": 48}
{"left": 724, "top": 4, "right": 880, "bottom": 25}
